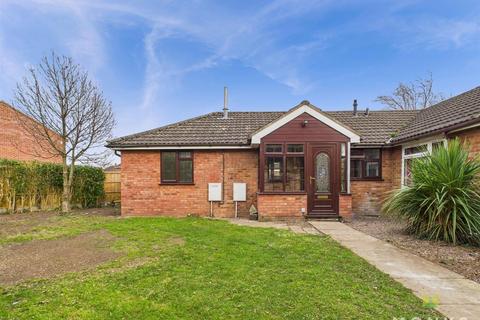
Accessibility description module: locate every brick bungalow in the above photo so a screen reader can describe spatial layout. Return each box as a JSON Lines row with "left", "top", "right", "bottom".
{"left": 0, "top": 101, "right": 62, "bottom": 163}
{"left": 107, "top": 86, "right": 480, "bottom": 220}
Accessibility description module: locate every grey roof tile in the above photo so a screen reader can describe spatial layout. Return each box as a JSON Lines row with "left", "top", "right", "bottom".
{"left": 391, "top": 86, "right": 480, "bottom": 143}
{"left": 107, "top": 108, "right": 418, "bottom": 148}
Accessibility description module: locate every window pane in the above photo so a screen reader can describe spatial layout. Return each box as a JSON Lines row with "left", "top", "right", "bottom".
{"left": 265, "top": 144, "right": 282, "bottom": 153}
{"left": 286, "top": 157, "right": 304, "bottom": 192}
{"left": 351, "top": 149, "right": 364, "bottom": 157}
{"left": 365, "top": 161, "right": 380, "bottom": 177}
{"left": 179, "top": 151, "right": 191, "bottom": 158}
{"left": 364, "top": 149, "right": 380, "bottom": 160}
{"left": 179, "top": 160, "right": 193, "bottom": 183}
{"left": 404, "top": 159, "right": 413, "bottom": 186}
{"left": 432, "top": 141, "right": 444, "bottom": 152}
{"left": 351, "top": 159, "right": 362, "bottom": 178}
{"left": 287, "top": 144, "right": 303, "bottom": 153}
{"left": 340, "top": 143, "right": 346, "bottom": 192}
{"left": 404, "top": 145, "right": 427, "bottom": 155}
{"left": 264, "top": 157, "right": 283, "bottom": 191}
{"left": 162, "top": 152, "right": 176, "bottom": 181}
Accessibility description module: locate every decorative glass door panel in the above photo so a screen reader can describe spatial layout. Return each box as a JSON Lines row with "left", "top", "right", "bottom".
{"left": 315, "top": 153, "right": 330, "bottom": 193}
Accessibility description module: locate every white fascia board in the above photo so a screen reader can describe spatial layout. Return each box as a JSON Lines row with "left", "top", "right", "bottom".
{"left": 111, "top": 145, "right": 253, "bottom": 150}
{"left": 250, "top": 105, "right": 360, "bottom": 144}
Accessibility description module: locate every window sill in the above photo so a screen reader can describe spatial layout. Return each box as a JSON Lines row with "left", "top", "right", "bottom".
{"left": 159, "top": 182, "right": 195, "bottom": 185}
{"left": 257, "top": 191, "right": 307, "bottom": 195}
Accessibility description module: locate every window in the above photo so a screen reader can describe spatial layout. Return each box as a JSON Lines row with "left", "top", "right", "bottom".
{"left": 265, "top": 144, "right": 282, "bottom": 153}
{"left": 161, "top": 151, "right": 193, "bottom": 184}
{"left": 263, "top": 143, "right": 305, "bottom": 192}
{"left": 350, "top": 148, "right": 381, "bottom": 179}
{"left": 287, "top": 144, "right": 304, "bottom": 153}
{"left": 286, "top": 157, "right": 304, "bottom": 192}
{"left": 340, "top": 143, "right": 347, "bottom": 192}
{"left": 402, "top": 139, "right": 446, "bottom": 186}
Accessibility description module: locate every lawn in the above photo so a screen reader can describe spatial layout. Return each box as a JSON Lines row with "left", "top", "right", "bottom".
{"left": 0, "top": 211, "right": 439, "bottom": 319}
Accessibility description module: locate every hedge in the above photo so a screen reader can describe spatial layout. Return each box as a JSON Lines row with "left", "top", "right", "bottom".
{"left": 0, "top": 158, "right": 105, "bottom": 213}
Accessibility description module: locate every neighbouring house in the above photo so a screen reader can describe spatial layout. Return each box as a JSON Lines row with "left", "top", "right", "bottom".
{"left": 107, "top": 86, "right": 480, "bottom": 220}
{"left": 0, "top": 101, "right": 62, "bottom": 163}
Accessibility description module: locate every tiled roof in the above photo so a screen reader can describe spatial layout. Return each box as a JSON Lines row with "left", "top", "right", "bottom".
{"left": 327, "top": 110, "right": 419, "bottom": 145}
{"left": 107, "top": 112, "right": 284, "bottom": 147}
{"left": 391, "top": 86, "right": 480, "bottom": 143}
{"left": 107, "top": 108, "right": 418, "bottom": 148}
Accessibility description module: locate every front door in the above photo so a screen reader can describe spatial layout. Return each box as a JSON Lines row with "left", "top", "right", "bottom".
{"left": 308, "top": 144, "right": 338, "bottom": 216}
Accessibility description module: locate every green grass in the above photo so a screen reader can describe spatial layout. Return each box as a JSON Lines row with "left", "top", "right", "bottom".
{"left": 0, "top": 215, "right": 440, "bottom": 319}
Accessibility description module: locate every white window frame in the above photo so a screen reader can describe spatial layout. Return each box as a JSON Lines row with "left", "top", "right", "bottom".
{"left": 400, "top": 136, "right": 447, "bottom": 187}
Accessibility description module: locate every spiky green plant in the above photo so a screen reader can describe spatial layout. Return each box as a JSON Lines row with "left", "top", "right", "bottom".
{"left": 383, "top": 139, "right": 480, "bottom": 245}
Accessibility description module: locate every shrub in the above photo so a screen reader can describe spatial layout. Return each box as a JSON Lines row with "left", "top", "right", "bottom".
{"left": 383, "top": 139, "right": 480, "bottom": 245}
{"left": 0, "top": 159, "right": 105, "bottom": 212}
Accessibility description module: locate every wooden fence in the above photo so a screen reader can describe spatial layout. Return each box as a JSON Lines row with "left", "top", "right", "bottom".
{"left": 104, "top": 170, "right": 121, "bottom": 203}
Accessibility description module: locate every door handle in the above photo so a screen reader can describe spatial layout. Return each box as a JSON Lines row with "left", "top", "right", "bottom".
{"left": 309, "top": 176, "right": 316, "bottom": 184}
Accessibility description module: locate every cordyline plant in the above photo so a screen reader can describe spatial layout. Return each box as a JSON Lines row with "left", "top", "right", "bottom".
{"left": 383, "top": 139, "right": 480, "bottom": 246}
{"left": 13, "top": 52, "right": 115, "bottom": 213}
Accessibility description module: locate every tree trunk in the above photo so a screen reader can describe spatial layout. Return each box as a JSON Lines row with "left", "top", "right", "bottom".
{"left": 61, "top": 155, "right": 71, "bottom": 213}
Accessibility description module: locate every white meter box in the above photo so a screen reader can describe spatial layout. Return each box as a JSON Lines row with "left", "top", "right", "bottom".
{"left": 233, "top": 183, "right": 246, "bottom": 201}
{"left": 208, "top": 183, "right": 222, "bottom": 201}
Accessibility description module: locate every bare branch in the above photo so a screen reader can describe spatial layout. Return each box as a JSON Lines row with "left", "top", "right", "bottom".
{"left": 13, "top": 51, "right": 115, "bottom": 212}
{"left": 375, "top": 73, "right": 444, "bottom": 110}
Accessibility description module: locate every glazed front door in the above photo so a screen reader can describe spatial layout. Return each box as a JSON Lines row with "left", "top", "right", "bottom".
{"left": 308, "top": 145, "right": 338, "bottom": 215}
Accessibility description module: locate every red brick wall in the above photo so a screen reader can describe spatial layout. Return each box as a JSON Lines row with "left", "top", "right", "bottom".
{"left": 121, "top": 149, "right": 258, "bottom": 217}
{"left": 339, "top": 194, "right": 352, "bottom": 220}
{"left": 0, "top": 102, "right": 62, "bottom": 163}
{"left": 257, "top": 193, "right": 307, "bottom": 221}
{"left": 450, "top": 126, "right": 480, "bottom": 158}
{"left": 350, "top": 147, "right": 402, "bottom": 216}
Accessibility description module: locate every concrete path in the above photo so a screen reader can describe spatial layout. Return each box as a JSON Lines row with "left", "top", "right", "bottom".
{"left": 310, "top": 221, "right": 480, "bottom": 319}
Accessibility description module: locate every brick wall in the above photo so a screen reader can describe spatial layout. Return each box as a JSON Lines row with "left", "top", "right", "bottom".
{"left": 0, "top": 102, "right": 61, "bottom": 163}
{"left": 257, "top": 193, "right": 307, "bottom": 221}
{"left": 350, "top": 147, "right": 402, "bottom": 216}
{"left": 339, "top": 194, "right": 352, "bottom": 220}
{"left": 121, "top": 149, "right": 258, "bottom": 217}
{"left": 450, "top": 126, "right": 480, "bottom": 158}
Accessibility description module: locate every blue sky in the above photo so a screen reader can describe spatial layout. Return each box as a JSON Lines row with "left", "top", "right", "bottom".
{"left": 1, "top": 0, "right": 480, "bottom": 140}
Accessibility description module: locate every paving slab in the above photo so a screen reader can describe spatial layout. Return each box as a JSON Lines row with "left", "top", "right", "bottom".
{"left": 310, "top": 220, "right": 480, "bottom": 319}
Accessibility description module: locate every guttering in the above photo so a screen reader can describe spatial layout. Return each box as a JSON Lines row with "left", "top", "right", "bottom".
{"left": 108, "top": 145, "right": 253, "bottom": 150}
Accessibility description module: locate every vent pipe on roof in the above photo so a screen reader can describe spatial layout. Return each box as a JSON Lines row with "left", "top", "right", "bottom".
{"left": 365, "top": 107, "right": 370, "bottom": 116}
{"left": 223, "top": 86, "right": 229, "bottom": 119}
{"left": 353, "top": 99, "right": 358, "bottom": 116}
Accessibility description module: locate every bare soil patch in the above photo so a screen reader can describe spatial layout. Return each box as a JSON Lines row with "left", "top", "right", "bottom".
{"left": 0, "top": 207, "right": 119, "bottom": 237}
{"left": 348, "top": 216, "right": 480, "bottom": 283}
{"left": 0, "top": 229, "right": 121, "bottom": 286}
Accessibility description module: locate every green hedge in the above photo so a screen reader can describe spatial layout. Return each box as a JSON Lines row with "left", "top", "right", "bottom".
{"left": 0, "top": 159, "right": 105, "bottom": 212}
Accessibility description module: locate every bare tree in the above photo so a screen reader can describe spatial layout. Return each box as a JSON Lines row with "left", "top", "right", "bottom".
{"left": 14, "top": 52, "right": 115, "bottom": 213}
{"left": 375, "top": 73, "right": 444, "bottom": 110}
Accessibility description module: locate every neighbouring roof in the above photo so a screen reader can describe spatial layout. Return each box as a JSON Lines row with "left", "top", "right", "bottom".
{"left": 391, "top": 86, "right": 480, "bottom": 143}
{"left": 106, "top": 87, "right": 480, "bottom": 149}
